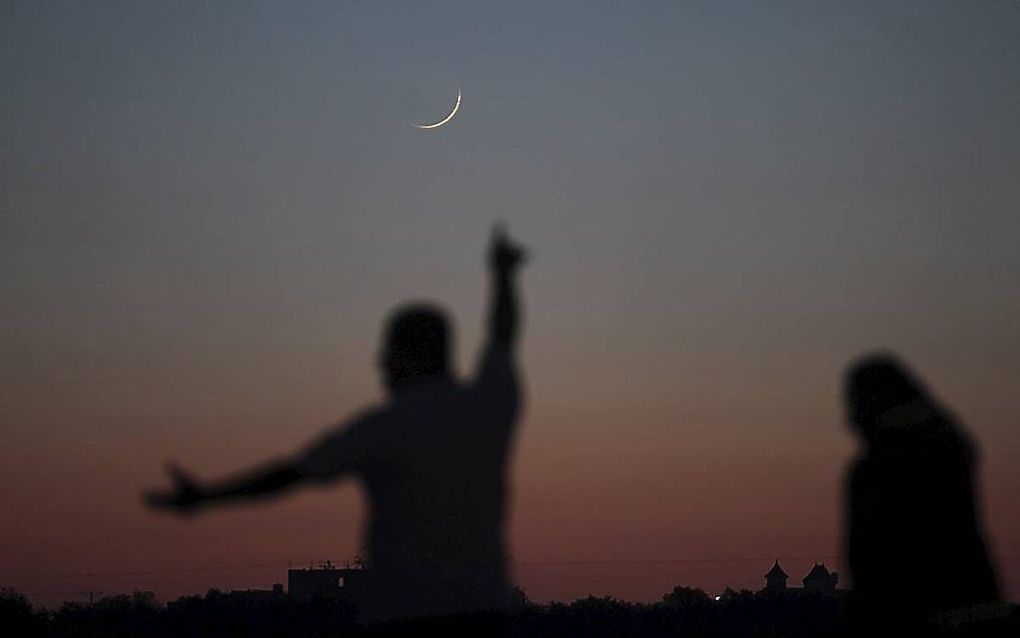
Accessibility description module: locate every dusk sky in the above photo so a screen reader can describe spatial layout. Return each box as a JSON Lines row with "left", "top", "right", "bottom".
{"left": 2, "top": 1, "right": 1019, "bottom": 607}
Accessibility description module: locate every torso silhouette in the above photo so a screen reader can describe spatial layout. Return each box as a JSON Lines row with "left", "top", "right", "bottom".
{"left": 297, "top": 344, "right": 520, "bottom": 620}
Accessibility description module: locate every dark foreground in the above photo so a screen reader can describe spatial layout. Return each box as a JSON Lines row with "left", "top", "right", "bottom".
{"left": 3, "top": 587, "right": 1017, "bottom": 637}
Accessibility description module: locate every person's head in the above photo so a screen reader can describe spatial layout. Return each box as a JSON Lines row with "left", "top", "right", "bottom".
{"left": 379, "top": 303, "right": 452, "bottom": 393}
{"left": 844, "top": 352, "right": 927, "bottom": 440}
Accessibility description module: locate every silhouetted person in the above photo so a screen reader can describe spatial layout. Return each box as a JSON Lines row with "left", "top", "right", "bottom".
{"left": 145, "top": 226, "right": 527, "bottom": 625}
{"left": 842, "top": 353, "right": 999, "bottom": 634}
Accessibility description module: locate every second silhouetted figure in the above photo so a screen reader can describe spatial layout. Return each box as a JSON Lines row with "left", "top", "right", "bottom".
{"left": 842, "top": 353, "right": 999, "bottom": 633}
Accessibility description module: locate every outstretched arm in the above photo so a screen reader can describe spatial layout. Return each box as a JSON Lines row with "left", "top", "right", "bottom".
{"left": 486, "top": 224, "right": 526, "bottom": 350}
{"left": 144, "top": 412, "right": 374, "bottom": 515}
{"left": 144, "top": 458, "right": 303, "bottom": 514}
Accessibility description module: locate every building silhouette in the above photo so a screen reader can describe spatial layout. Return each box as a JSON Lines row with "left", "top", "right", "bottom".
{"left": 287, "top": 560, "right": 372, "bottom": 603}
{"left": 802, "top": 562, "right": 839, "bottom": 593}
{"left": 760, "top": 560, "right": 840, "bottom": 596}
{"left": 227, "top": 583, "right": 285, "bottom": 602}
{"left": 764, "top": 560, "right": 789, "bottom": 592}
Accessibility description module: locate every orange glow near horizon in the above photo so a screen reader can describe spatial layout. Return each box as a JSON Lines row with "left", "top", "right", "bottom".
{"left": 3, "top": 0, "right": 1019, "bottom": 612}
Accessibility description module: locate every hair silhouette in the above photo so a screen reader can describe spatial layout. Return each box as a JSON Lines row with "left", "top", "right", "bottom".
{"left": 841, "top": 352, "right": 1000, "bottom": 633}
{"left": 380, "top": 303, "right": 451, "bottom": 392}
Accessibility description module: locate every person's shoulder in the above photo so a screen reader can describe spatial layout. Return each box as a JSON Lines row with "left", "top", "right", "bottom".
{"left": 474, "top": 343, "right": 517, "bottom": 379}
{"left": 931, "top": 413, "right": 978, "bottom": 462}
{"left": 902, "top": 411, "right": 977, "bottom": 468}
{"left": 312, "top": 403, "right": 390, "bottom": 440}
{"left": 343, "top": 403, "right": 393, "bottom": 429}
{"left": 294, "top": 403, "right": 391, "bottom": 482}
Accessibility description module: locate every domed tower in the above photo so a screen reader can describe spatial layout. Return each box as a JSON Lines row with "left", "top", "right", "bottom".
{"left": 764, "top": 560, "right": 789, "bottom": 591}
{"left": 802, "top": 562, "right": 839, "bottom": 593}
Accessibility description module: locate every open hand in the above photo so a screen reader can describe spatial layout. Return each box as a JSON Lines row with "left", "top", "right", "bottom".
{"left": 144, "top": 463, "right": 205, "bottom": 514}
{"left": 489, "top": 223, "right": 527, "bottom": 273}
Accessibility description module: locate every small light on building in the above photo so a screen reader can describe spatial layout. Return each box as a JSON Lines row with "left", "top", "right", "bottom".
{"left": 714, "top": 595, "right": 721, "bottom": 602}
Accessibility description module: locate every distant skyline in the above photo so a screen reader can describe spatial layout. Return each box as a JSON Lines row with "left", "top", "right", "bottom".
{"left": 7, "top": 555, "right": 849, "bottom": 608}
{"left": 2, "top": 1, "right": 1019, "bottom": 608}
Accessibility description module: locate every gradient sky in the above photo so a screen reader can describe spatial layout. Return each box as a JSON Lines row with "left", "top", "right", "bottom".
{"left": 2, "top": 1, "right": 1019, "bottom": 607}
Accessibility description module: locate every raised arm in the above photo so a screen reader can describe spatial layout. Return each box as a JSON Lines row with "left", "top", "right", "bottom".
{"left": 144, "top": 458, "right": 303, "bottom": 514}
{"left": 486, "top": 224, "right": 526, "bottom": 350}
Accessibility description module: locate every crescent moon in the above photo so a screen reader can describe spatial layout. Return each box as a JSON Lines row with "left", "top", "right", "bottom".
{"left": 412, "top": 89, "right": 461, "bottom": 130}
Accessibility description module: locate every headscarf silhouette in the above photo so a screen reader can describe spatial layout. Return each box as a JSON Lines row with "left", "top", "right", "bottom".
{"left": 842, "top": 353, "right": 999, "bottom": 631}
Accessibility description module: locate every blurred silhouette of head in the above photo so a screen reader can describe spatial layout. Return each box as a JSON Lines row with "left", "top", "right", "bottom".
{"left": 380, "top": 303, "right": 451, "bottom": 393}
{"left": 844, "top": 353, "right": 928, "bottom": 440}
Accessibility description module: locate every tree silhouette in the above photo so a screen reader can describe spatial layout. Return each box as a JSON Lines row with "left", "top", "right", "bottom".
{"left": 662, "top": 585, "right": 712, "bottom": 610}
